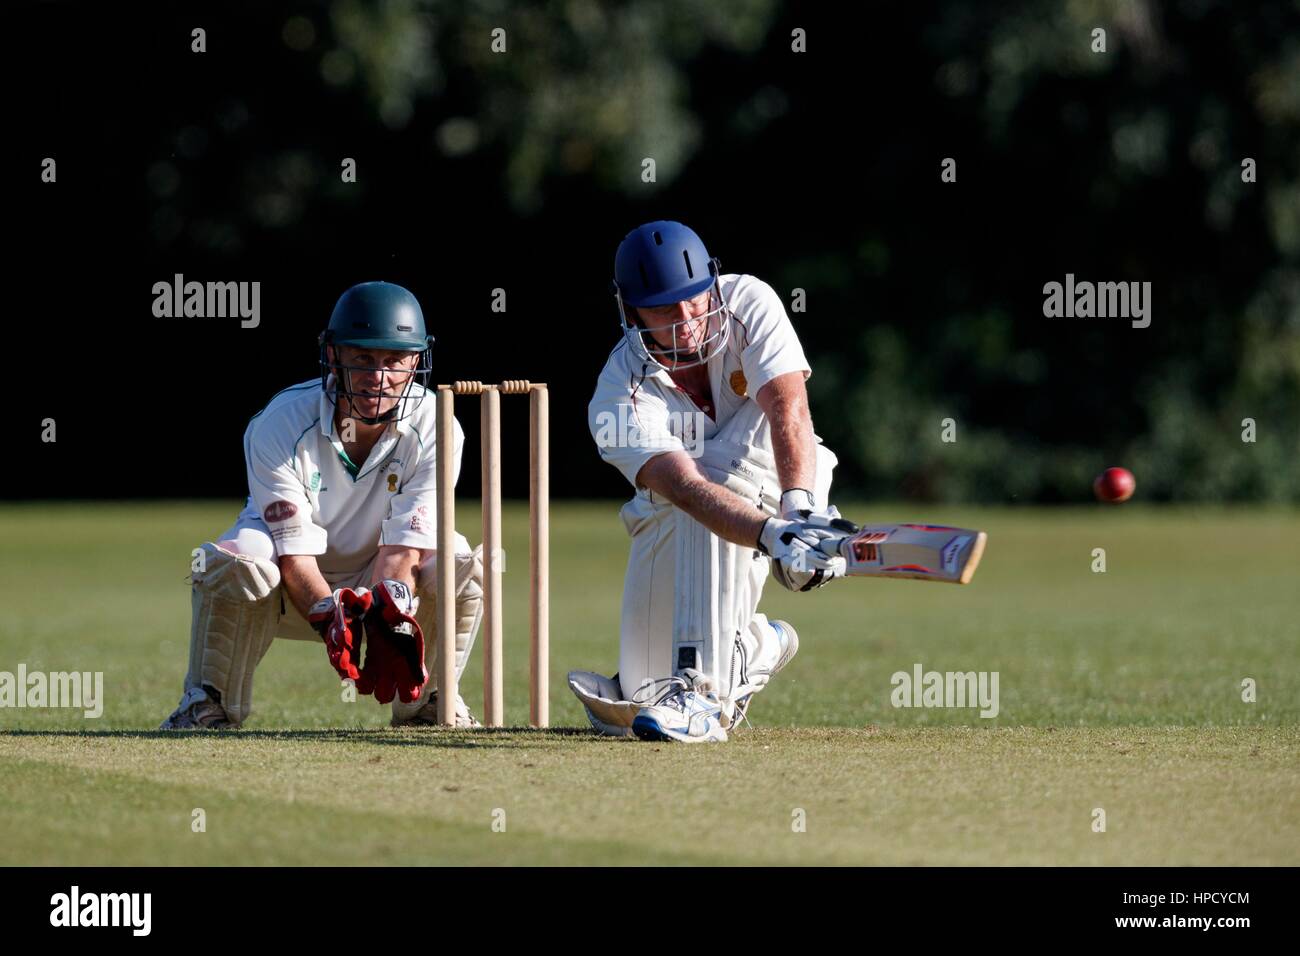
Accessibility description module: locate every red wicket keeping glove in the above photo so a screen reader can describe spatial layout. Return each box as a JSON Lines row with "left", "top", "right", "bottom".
{"left": 309, "top": 587, "right": 373, "bottom": 682}
{"left": 357, "top": 580, "right": 429, "bottom": 705}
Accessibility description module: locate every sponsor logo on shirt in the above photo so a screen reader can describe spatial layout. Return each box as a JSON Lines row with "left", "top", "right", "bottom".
{"left": 263, "top": 500, "right": 298, "bottom": 522}
{"left": 410, "top": 504, "right": 428, "bottom": 532}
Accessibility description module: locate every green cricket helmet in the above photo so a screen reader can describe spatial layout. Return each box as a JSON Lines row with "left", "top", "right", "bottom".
{"left": 318, "top": 281, "right": 435, "bottom": 425}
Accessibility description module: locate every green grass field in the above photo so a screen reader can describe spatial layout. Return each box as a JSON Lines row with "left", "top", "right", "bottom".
{"left": 1, "top": 501, "right": 1298, "bottom": 865}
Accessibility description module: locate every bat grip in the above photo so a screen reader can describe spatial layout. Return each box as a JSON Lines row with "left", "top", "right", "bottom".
{"left": 815, "top": 534, "right": 849, "bottom": 557}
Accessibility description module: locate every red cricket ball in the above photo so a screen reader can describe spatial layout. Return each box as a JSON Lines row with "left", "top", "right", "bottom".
{"left": 1094, "top": 466, "right": 1136, "bottom": 503}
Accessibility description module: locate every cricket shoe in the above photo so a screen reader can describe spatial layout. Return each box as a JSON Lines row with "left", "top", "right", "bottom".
{"left": 631, "top": 669, "right": 728, "bottom": 744}
{"left": 729, "top": 619, "right": 800, "bottom": 728}
{"left": 159, "top": 685, "right": 237, "bottom": 730}
{"left": 390, "top": 689, "right": 483, "bottom": 729}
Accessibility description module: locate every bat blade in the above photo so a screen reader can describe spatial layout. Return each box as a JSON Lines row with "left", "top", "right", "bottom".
{"left": 821, "top": 523, "right": 987, "bottom": 584}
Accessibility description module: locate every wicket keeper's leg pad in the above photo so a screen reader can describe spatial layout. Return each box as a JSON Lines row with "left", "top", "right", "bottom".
{"left": 186, "top": 542, "right": 282, "bottom": 725}
{"left": 398, "top": 538, "right": 482, "bottom": 719}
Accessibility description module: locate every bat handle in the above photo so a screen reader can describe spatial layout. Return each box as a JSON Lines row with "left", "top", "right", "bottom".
{"left": 815, "top": 534, "right": 850, "bottom": 557}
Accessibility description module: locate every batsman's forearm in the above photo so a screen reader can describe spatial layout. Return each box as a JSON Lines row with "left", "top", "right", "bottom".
{"left": 279, "top": 555, "right": 332, "bottom": 622}
{"left": 768, "top": 395, "right": 817, "bottom": 494}
{"left": 662, "top": 475, "right": 769, "bottom": 549}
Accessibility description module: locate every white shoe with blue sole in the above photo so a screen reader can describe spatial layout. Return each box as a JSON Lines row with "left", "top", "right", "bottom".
{"left": 632, "top": 670, "right": 729, "bottom": 743}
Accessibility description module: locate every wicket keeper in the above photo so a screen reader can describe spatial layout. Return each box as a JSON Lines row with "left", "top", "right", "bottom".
{"left": 161, "top": 281, "right": 486, "bottom": 729}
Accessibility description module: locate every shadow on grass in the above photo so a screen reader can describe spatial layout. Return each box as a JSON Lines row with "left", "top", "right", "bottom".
{"left": 0, "top": 727, "right": 612, "bottom": 749}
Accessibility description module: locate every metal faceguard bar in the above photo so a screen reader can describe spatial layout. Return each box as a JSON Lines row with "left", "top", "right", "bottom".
{"left": 318, "top": 347, "right": 435, "bottom": 426}
{"left": 614, "top": 270, "right": 732, "bottom": 373}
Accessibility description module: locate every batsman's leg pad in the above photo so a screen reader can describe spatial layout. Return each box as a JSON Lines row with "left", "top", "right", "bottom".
{"left": 185, "top": 542, "right": 282, "bottom": 725}
{"left": 671, "top": 492, "right": 766, "bottom": 701}
{"left": 694, "top": 398, "right": 780, "bottom": 512}
{"left": 717, "top": 613, "right": 785, "bottom": 729}
{"left": 812, "top": 442, "right": 839, "bottom": 509}
{"left": 567, "top": 670, "right": 639, "bottom": 738}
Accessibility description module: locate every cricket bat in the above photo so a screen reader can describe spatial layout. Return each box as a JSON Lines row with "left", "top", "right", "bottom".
{"left": 816, "top": 523, "right": 988, "bottom": 584}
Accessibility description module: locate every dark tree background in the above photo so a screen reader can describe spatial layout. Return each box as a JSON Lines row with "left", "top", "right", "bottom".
{"left": 13, "top": 0, "right": 1299, "bottom": 503}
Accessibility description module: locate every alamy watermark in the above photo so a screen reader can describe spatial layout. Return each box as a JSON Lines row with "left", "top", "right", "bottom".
{"left": 152, "top": 274, "right": 260, "bottom": 327}
{"left": 592, "top": 405, "right": 708, "bottom": 459}
{"left": 1043, "top": 274, "right": 1151, "bottom": 328}
{"left": 0, "top": 665, "right": 103, "bottom": 718}
{"left": 890, "top": 662, "right": 999, "bottom": 718}
{"left": 50, "top": 886, "right": 151, "bottom": 936}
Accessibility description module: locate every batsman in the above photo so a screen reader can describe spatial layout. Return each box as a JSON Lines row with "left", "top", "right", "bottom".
{"left": 570, "top": 221, "right": 855, "bottom": 743}
{"left": 160, "top": 281, "right": 486, "bottom": 730}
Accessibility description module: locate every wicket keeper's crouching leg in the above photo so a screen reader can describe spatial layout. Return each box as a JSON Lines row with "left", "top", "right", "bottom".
{"left": 160, "top": 526, "right": 487, "bottom": 729}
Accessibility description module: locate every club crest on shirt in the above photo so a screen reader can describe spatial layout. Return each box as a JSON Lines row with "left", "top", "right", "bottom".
{"left": 730, "top": 370, "right": 748, "bottom": 397}
{"left": 383, "top": 459, "right": 403, "bottom": 493}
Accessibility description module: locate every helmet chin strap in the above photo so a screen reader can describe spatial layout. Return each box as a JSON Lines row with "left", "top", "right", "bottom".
{"left": 350, "top": 406, "right": 397, "bottom": 427}
{"left": 346, "top": 389, "right": 405, "bottom": 426}
{"left": 655, "top": 344, "right": 701, "bottom": 367}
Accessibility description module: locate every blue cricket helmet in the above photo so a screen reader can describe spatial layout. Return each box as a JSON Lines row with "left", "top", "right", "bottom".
{"left": 612, "top": 221, "right": 731, "bottom": 370}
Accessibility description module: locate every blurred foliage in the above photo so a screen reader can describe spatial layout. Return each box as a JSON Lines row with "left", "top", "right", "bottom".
{"left": 322, "top": 0, "right": 1299, "bottom": 502}
{"left": 329, "top": 0, "right": 778, "bottom": 210}
{"left": 798, "top": 0, "right": 1300, "bottom": 503}
{"left": 117, "top": 0, "right": 1299, "bottom": 503}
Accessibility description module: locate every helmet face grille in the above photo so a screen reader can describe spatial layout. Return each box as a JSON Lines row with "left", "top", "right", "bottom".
{"left": 319, "top": 347, "right": 434, "bottom": 426}
{"left": 616, "top": 280, "right": 732, "bottom": 373}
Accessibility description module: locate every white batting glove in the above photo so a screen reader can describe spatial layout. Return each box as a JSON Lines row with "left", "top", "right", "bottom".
{"left": 776, "top": 493, "right": 858, "bottom": 552}
{"left": 780, "top": 488, "right": 818, "bottom": 519}
{"left": 757, "top": 517, "right": 847, "bottom": 592}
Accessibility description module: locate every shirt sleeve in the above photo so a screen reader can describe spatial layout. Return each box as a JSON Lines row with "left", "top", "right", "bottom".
{"left": 380, "top": 416, "right": 463, "bottom": 550}
{"left": 589, "top": 365, "right": 685, "bottom": 489}
{"left": 244, "top": 418, "right": 328, "bottom": 556}
{"left": 734, "top": 277, "right": 812, "bottom": 398}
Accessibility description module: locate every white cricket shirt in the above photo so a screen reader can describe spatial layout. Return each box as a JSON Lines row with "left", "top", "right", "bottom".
{"left": 235, "top": 376, "right": 463, "bottom": 577}
{"left": 588, "top": 273, "right": 813, "bottom": 492}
